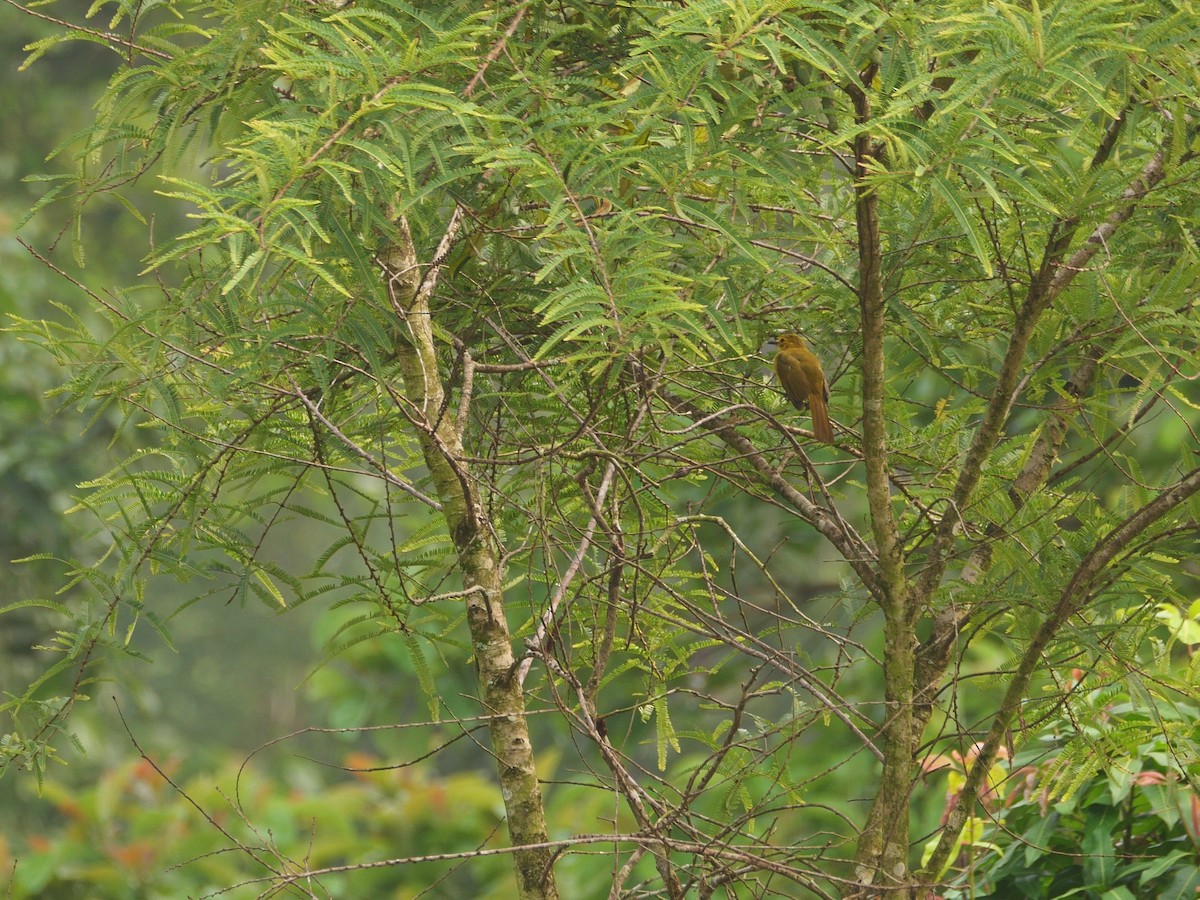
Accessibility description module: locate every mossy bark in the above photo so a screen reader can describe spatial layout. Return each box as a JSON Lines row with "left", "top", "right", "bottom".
{"left": 848, "top": 77, "right": 917, "bottom": 891}
{"left": 383, "top": 214, "right": 558, "bottom": 899}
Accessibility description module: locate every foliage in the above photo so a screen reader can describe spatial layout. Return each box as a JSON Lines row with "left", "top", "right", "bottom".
{"left": 1, "top": 750, "right": 522, "bottom": 899}
{"left": 933, "top": 658, "right": 1200, "bottom": 899}
{"left": 3, "top": 0, "right": 1200, "bottom": 896}
{"left": 0, "top": 0, "right": 169, "bottom": 792}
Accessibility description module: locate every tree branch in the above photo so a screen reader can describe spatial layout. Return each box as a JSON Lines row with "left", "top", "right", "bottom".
{"left": 914, "top": 141, "right": 1166, "bottom": 605}
{"left": 921, "top": 463, "right": 1200, "bottom": 882}
{"left": 667, "top": 394, "right": 884, "bottom": 603}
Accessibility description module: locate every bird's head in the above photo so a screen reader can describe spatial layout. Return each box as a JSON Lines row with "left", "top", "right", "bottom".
{"left": 762, "top": 333, "right": 809, "bottom": 355}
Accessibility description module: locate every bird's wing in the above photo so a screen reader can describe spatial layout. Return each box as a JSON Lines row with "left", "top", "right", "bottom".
{"left": 774, "top": 353, "right": 812, "bottom": 409}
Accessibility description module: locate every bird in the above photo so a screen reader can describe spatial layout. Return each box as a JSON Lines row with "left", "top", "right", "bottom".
{"left": 765, "top": 333, "right": 834, "bottom": 443}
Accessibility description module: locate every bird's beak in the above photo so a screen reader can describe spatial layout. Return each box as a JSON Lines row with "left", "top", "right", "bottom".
{"left": 759, "top": 337, "right": 778, "bottom": 355}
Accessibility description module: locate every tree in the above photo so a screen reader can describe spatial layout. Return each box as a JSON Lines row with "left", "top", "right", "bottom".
{"left": 5, "top": 0, "right": 1200, "bottom": 896}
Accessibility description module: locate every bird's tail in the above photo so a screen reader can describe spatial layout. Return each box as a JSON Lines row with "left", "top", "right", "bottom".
{"left": 810, "top": 395, "right": 834, "bottom": 444}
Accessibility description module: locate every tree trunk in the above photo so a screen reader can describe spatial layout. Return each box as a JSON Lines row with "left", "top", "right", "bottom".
{"left": 848, "top": 74, "right": 917, "bottom": 891}
{"left": 383, "top": 212, "right": 559, "bottom": 899}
